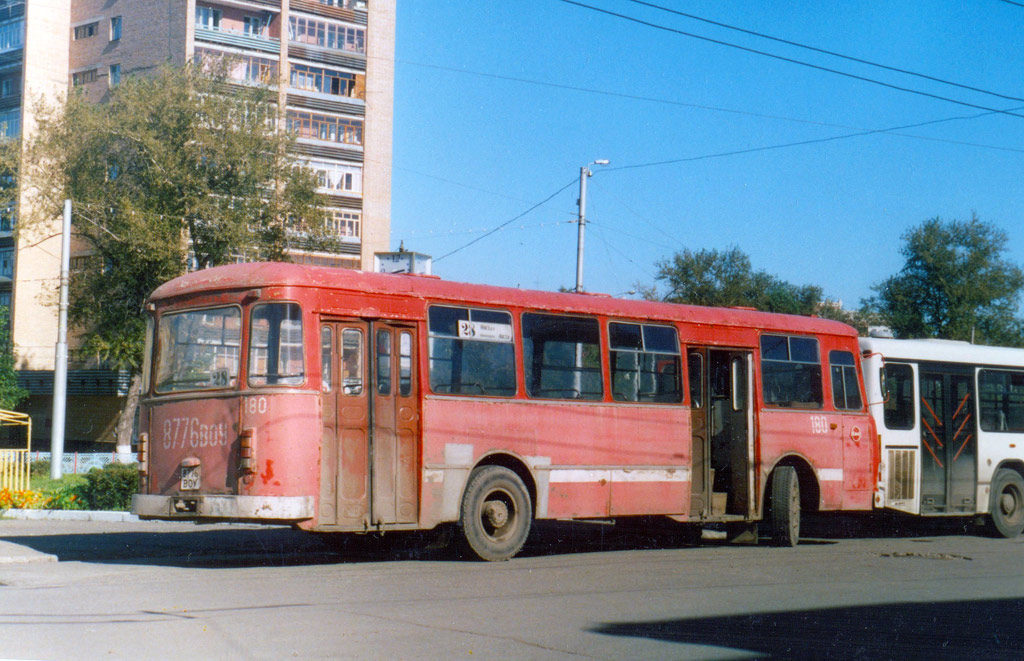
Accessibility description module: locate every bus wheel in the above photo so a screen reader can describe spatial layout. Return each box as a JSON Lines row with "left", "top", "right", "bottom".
{"left": 989, "top": 469, "right": 1024, "bottom": 538}
{"left": 459, "top": 466, "right": 532, "bottom": 561}
{"left": 769, "top": 466, "right": 800, "bottom": 547}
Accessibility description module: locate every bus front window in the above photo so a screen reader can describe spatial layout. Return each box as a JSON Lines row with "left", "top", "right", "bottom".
{"left": 155, "top": 307, "right": 241, "bottom": 393}
{"left": 249, "top": 303, "right": 305, "bottom": 386}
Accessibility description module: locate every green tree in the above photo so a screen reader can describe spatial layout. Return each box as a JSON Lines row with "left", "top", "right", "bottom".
{"left": 864, "top": 216, "right": 1024, "bottom": 346}
{"left": 9, "top": 63, "right": 332, "bottom": 444}
{"left": 0, "top": 307, "right": 27, "bottom": 411}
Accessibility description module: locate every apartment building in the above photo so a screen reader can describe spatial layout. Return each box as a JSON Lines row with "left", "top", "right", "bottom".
{"left": 1, "top": 0, "right": 395, "bottom": 445}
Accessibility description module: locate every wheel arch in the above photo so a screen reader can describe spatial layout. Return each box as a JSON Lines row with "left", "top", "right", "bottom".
{"left": 764, "top": 454, "right": 820, "bottom": 518}
{"left": 469, "top": 451, "right": 538, "bottom": 518}
{"left": 993, "top": 460, "right": 1024, "bottom": 482}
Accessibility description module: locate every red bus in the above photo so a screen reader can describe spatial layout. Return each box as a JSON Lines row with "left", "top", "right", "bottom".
{"left": 133, "top": 263, "right": 877, "bottom": 560}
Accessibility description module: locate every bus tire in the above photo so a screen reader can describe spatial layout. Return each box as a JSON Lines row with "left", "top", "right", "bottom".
{"left": 769, "top": 466, "right": 800, "bottom": 547}
{"left": 459, "top": 465, "right": 532, "bottom": 561}
{"left": 989, "top": 469, "right": 1024, "bottom": 538}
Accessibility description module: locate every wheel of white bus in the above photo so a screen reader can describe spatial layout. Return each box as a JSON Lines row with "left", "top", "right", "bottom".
{"left": 769, "top": 466, "right": 800, "bottom": 547}
{"left": 989, "top": 468, "right": 1024, "bottom": 539}
{"left": 459, "top": 465, "right": 532, "bottom": 561}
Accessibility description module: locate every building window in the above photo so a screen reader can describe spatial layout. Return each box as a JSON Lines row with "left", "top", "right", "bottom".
{"left": 109, "top": 64, "right": 121, "bottom": 87}
{"left": 196, "top": 48, "right": 278, "bottom": 85}
{"left": 308, "top": 160, "right": 361, "bottom": 194}
{"left": 0, "top": 248, "right": 11, "bottom": 278}
{"left": 328, "top": 209, "right": 360, "bottom": 238}
{"left": 289, "top": 16, "right": 365, "bottom": 54}
{"left": 72, "top": 69, "right": 98, "bottom": 86}
{"left": 110, "top": 16, "right": 122, "bottom": 41}
{"left": 319, "top": 0, "right": 367, "bottom": 8}
{"left": 73, "top": 22, "right": 98, "bottom": 40}
{"left": 0, "top": 79, "right": 9, "bottom": 97}
{"left": 243, "top": 15, "right": 264, "bottom": 36}
{"left": 195, "top": 6, "right": 222, "bottom": 30}
{"left": 289, "top": 63, "right": 357, "bottom": 97}
{"left": 0, "top": 18, "right": 23, "bottom": 52}
{"left": 286, "top": 110, "right": 362, "bottom": 145}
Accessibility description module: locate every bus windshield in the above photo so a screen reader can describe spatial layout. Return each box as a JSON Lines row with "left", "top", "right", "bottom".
{"left": 155, "top": 306, "right": 241, "bottom": 392}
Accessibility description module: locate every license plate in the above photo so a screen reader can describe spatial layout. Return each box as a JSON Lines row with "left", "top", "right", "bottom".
{"left": 181, "top": 465, "right": 201, "bottom": 491}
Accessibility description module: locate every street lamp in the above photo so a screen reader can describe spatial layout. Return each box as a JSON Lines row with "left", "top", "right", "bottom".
{"left": 575, "top": 159, "right": 609, "bottom": 293}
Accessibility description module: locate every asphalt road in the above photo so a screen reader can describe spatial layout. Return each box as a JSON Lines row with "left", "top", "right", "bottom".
{"left": 0, "top": 515, "right": 1022, "bottom": 660}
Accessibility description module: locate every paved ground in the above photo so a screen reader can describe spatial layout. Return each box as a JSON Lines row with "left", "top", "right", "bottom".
{"left": 0, "top": 514, "right": 1021, "bottom": 659}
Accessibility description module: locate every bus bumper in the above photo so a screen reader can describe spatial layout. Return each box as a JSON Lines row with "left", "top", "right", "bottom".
{"left": 132, "top": 494, "right": 314, "bottom": 521}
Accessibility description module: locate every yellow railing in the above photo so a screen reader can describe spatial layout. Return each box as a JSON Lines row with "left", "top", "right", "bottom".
{"left": 0, "top": 449, "right": 29, "bottom": 491}
{"left": 0, "top": 410, "right": 31, "bottom": 491}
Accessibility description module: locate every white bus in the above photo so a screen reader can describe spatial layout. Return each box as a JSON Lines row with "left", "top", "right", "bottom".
{"left": 860, "top": 337, "right": 1024, "bottom": 537}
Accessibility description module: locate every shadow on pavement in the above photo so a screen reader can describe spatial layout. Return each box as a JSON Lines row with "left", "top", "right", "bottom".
{"left": 0, "top": 511, "right": 994, "bottom": 568}
{"left": 590, "top": 597, "right": 1024, "bottom": 659}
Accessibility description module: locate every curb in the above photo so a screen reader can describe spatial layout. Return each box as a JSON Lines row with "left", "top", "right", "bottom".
{"left": 0, "top": 509, "right": 139, "bottom": 522}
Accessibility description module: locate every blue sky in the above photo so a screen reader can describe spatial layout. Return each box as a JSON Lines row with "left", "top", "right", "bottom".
{"left": 389, "top": 1, "right": 1024, "bottom": 307}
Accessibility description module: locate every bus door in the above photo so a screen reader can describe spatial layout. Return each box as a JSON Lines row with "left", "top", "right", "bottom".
{"left": 919, "top": 367, "right": 976, "bottom": 514}
{"left": 319, "top": 320, "right": 419, "bottom": 528}
{"left": 688, "top": 348, "right": 753, "bottom": 518}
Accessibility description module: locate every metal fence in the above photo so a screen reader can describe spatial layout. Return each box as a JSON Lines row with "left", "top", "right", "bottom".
{"left": 30, "top": 451, "right": 122, "bottom": 475}
{"left": 0, "top": 449, "right": 29, "bottom": 490}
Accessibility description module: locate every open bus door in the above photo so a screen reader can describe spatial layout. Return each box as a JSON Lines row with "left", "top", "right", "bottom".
{"left": 318, "top": 320, "right": 419, "bottom": 529}
{"left": 688, "top": 348, "right": 753, "bottom": 519}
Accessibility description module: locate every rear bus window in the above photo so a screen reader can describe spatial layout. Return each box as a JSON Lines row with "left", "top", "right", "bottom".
{"left": 156, "top": 306, "right": 241, "bottom": 393}
{"left": 248, "top": 303, "right": 304, "bottom": 386}
{"left": 609, "top": 322, "right": 681, "bottom": 403}
{"left": 761, "top": 334, "right": 823, "bottom": 408}
{"left": 523, "top": 313, "right": 602, "bottom": 400}
{"left": 428, "top": 306, "right": 515, "bottom": 396}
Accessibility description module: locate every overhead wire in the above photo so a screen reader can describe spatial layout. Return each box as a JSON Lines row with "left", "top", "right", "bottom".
{"left": 433, "top": 178, "right": 578, "bottom": 262}
{"left": 626, "top": 0, "right": 1024, "bottom": 103}
{"left": 558, "top": 0, "right": 1024, "bottom": 119}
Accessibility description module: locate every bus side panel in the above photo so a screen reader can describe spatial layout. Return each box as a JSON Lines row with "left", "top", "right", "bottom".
{"left": 759, "top": 409, "right": 845, "bottom": 510}
{"left": 420, "top": 398, "right": 691, "bottom": 522}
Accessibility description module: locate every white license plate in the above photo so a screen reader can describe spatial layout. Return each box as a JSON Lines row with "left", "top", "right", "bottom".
{"left": 180, "top": 465, "right": 201, "bottom": 491}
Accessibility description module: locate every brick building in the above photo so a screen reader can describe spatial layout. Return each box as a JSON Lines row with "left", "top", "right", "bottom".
{"left": 0, "top": 0, "right": 395, "bottom": 446}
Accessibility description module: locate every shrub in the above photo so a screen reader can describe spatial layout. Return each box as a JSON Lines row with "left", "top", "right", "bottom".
{"left": 78, "top": 463, "right": 139, "bottom": 511}
{"left": 30, "top": 459, "right": 51, "bottom": 477}
{"left": 42, "top": 482, "right": 88, "bottom": 510}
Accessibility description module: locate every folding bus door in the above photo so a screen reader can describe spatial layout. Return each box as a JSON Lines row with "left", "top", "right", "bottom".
{"left": 919, "top": 368, "right": 977, "bottom": 514}
{"left": 319, "top": 320, "right": 419, "bottom": 529}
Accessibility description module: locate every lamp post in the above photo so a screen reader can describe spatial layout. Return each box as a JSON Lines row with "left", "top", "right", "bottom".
{"left": 575, "top": 159, "right": 609, "bottom": 293}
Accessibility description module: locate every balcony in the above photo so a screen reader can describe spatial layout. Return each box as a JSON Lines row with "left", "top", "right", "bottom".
{"left": 195, "top": 25, "right": 280, "bottom": 55}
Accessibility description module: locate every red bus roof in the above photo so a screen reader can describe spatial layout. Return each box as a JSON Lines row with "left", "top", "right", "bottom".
{"left": 150, "top": 262, "right": 858, "bottom": 337}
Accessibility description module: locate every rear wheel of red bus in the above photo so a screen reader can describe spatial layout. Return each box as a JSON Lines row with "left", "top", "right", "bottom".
{"left": 768, "top": 466, "right": 800, "bottom": 547}
{"left": 459, "top": 466, "right": 533, "bottom": 561}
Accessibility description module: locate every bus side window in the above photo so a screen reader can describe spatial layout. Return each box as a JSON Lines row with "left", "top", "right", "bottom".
{"left": 321, "top": 326, "right": 332, "bottom": 392}
{"left": 341, "top": 328, "right": 363, "bottom": 396}
{"left": 882, "top": 363, "right": 914, "bottom": 429}
{"left": 688, "top": 352, "right": 703, "bottom": 408}
{"left": 399, "top": 331, "right": 412, "bottom": 397}
{"left": 376, "top": 330, "right": 392, "bottom": 396}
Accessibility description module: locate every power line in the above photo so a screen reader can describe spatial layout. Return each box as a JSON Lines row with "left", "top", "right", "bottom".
{"left": 434, "top": 179, "right": 577, "bottom": 262}
{"left": 558, "top": 0, "right": 1024, "bottom": 119}
{"left": 626, "top": 0, "right": 1024, "bottom": 103}
{"left": 606, "top": 107, "right": 1024, "bottom": 171}
{"left": 996, "top": 0, "right": 1024, "bottom": 7}
{"left": 395, "top": 58, "right": 1021, "bottom": 155}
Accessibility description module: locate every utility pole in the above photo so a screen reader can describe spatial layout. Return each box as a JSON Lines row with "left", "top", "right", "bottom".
{"left": 575, "top": 159, "right": 608, "bottom": 293}
{"left": 50, "top": 199, "right": 71, "bottom": 480}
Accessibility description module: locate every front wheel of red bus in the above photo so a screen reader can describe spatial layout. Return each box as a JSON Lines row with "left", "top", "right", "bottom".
{"left": 459, "top": 466, "right": 532, "bottom": 561}
{"left": 989, "top": 468, "right": 1024, "bottom": 539}
{"left": 768, "top": 466, "right": 800, "bottom": 547}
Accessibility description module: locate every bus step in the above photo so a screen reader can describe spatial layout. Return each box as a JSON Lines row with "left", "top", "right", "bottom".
{"left": 711, "top": 491, "right": 728, "bottom": 515}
